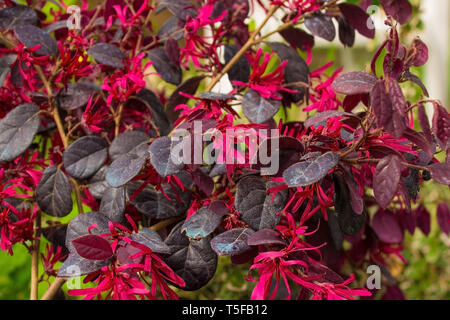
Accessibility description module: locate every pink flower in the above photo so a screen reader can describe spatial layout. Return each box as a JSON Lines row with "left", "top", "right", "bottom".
{"left": 310, "top": 274, "right": 372, "bottom": 300}
{"left": 304, "top": 62, "right": 343, "bottom": 112}
{"left": 0, "top": 206, "right": 37, "bottom": 255}
{"left": 180, "top": 3, "right": 227, "bottom": 68}
{"left": 233, "top": 48, "right": 295, "bottom": 100}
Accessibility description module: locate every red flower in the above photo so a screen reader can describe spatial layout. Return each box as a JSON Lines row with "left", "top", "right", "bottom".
{"left": 0, "top": 206, "right": 37, "bottom": 255}
{"left": 233, "top": 48, "right": 295, "bottom": 100}
{"left": 41, "top": 244, "right": 67, "bottom": 277}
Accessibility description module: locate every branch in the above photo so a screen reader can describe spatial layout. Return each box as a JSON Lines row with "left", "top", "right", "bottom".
{"left": 40, "top": 277, "right": 67, "bottom": 300}
{"left": 30, "top": 214, "right": 41, "bottom": 300}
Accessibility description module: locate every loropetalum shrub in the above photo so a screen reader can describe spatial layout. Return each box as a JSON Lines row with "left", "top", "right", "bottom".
{"left": 0, "top": 0, "right": 449, "bottom": 300}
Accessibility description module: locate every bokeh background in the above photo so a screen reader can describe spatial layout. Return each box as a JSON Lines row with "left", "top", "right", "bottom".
{"left": 0, "top": 0, "right": 449, "bottom": 299}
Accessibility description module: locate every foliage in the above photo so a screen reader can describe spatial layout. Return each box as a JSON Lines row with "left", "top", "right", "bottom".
{"left": 0, "top": 0, "right": 448, "bottom": 300}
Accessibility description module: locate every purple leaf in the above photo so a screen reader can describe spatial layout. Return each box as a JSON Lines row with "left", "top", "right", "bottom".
{"left": 72, "top": 234, "right": 113, "bottom": 260}
{"left": 332, "top": 72, "right": 378, "bottom": 95}
{"left": 432, "top": 103, "right": 450, "bottom": 149}
{"left": 372, "top": 210, "right": 404, "bottom": 244}
{"left": 14, "top": 24, "right": 57, "bottom": 56}
{"left": 337, "top": 16, "right": 355, "bottom": 47}
{"left": 87, "top": 43, "right": 124, "bottom": 68}
{"left": 342, "top": 170, "right": 364, "bottom": 215}
{"left": 373, "top": 155, "right": 402, "bottom": 208}
{"left": 241, "top": 89, "right": 281, "bottom": 124}
{"left": 399, "top": 211, "right": 416, "bottom": 235}
{"left": 428, "top": 162, "right": 450, "bottom": 186}
{"left": 0, "top": 5, "right": 37, "bottom": 30}
{"left": 403, "top": 127, "right": 433, "bottom": 158}
{"left": 63, "top": 136, "right": 108, "bottom": 179}
{"left": 437, "top": 203, "right": 450, "bottom": 235}
{"left": 182, "top": 206, "right": 224, "bottom": 239}
{"left": 149, "top": 136, "right": 185, "bottom": 178}
{"left": 224, "top": 44, "right": 250, "bottom": 83}
{"left": 165, "top": 38, "right": 180, "bottom": 67}
{"left": 305, "top": 13, "right": 335, "bottom": 42}
{"left": 0, "top": 103, "right": 40, "bottom": 161}
{"left": 210, "top": 228, "right": 254, "bottom": 256}
{"left": 409, "top": 39, "right": 428, "bottom": 67}
{"left": 338, "top": 3, "right": 375, "bottom": 39}
{"left": 417, "top": 103, "right": 433, "bottom": 143}
{"left": 304, "top": 110, "right": 358, "bottom": 128}
{"left": 147, "top": 48, "right": 182, "bottom": 85}
{"left": 58, "top": 252, "right": 111, "bottom": 277}
{"left": 371, "top": 80, "right": 406, "bottom": 139}
{"left": 283, "top": 152, "right": 339, "bottom": 187}
{"left": 166, "top": 76, "right": 204, "bottom": 123}
{"left": 36, "top": 166, "right": 73, "bottom": 218}
{"left": 279, "top": 27, "right": 315, "bottom": 51}
{"left": 247, "top": 229, "right": 285, "bottom": 246}
{"left": 414, "top": 205, "right": 431, "bottom": 236}
{"left": 380, "top": 0, "right": 412, "bottom": 24}
{"left": 403, "top": 71, "right": 429, "bottom": 97}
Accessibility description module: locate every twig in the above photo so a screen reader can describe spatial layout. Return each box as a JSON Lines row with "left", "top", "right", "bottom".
{"left": 30, "top": 214, "right": 41, "bottom": 300}
{"left": 40, "top": 277, "right": 67, "bottom": 300}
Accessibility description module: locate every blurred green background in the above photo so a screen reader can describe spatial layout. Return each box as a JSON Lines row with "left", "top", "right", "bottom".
{"left": 0, "top": 0, "right": 449, "bottom": 300}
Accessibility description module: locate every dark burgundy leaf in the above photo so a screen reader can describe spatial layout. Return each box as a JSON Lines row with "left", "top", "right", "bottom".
{"left": 235, "top": 176, "right": 288, "bottom": 230}
{"left": 42, "top": 224, "right": 69, "bottom": 256}
{"left": 36, "top": 166, "right": 73, "bottom": 217}
{"left": 63, "top": 136, "right": 108, "bottom": 179}
{"left": 135, "top": 88, "right": 172, "bottom": 136}
{"left": 417, "top": 103, "right": 433, "bottom": 143}
{"left": 160, "top": 0, "right": 195, "bottom": 20}
{"left": 437, "top": 203, "right": 450, "bottom": 235}
{"left": 279, "top": 27, "right": 315, "bottom": 52}
{"left": 327, "top": 210, "right": 344, "bottom": 250}
{"left": 0, "top": 5, "right": 38, "bottom": 29}
{"left": 109, "top": 130, "right": 149, "bottom": 161}
{"left": 333, "top": 173, "right": 366, "bottom": 236}
{"left": 403, "top": 71, "right": 429, "bottom": 97}
{"left": 372, "top": 210, "right": 404, "bottom": 244}
{"left": 0, "top": 103, "right": 40, "bottom": 161}
{"left": 305, "top": 13, "right": 336, "bottom": 41}
{"left": 409, "top": 38, "right": 428, "bottom": 67}
{"left": 58, "top": 252, "right": 111, "bottom": 277}
{"left": 158, "top": 16, "right": 183, "bottom": 41}
{"left": 210, "top": 228, "right": 254, "bottom": 256}
{"left": 371, "top": 80, "right": 406, "bottom": 139}
{"left": 106, "top": 141, "right": 149, "bottom": 188}
{"left": 72, "top": 234, "right": 113, "bottom": 260}
{"left": 208, "top": 200, "right": 228, "bottom": 216}
{"left": 373, "top": 155, "right": 402, "bottom": 208}
{"left": 342, "top": 169, "right": 364, "bottom": 215}
{"left": 399, "top": 211, "right": 416, "bottom": 235}
{"left": 382, "top": 285, "right": 406, "bottom": 300}
{"left": 432, "top": 103, "right": 450, "bottom": 149}
{"left": 269, "top": 42, "right": 309, "bottom": 102}
{"left": 337, "top": 16, "right": 355, "bottom": 47}
{"left": 338, "top": 3, "right": 375, "bottom": 39}
{"left": 149, "top": 136, "right": 185, "bottom": 177}
{"left": 99, "top": 186, "right": 125, "bottom": 222}
{"left": 401, "top": 168, "right": 420, "bottom": 200}
{"left": 192, "top": 169, "right": 214, "bottom": 195}
{"left": 127, "top": 179, "right": 191, "bottom": 219}
{"left": 428, "top": 162, "right": 450, "bottom": 186}
{"left": 166, "top": 76, "right": 204, "bottom": 123}
{"left": 241, "top": 89, "right": 281, "bottom": 124}
{"left": 332, "top": 72, "right": 378, "bottom": 95}
{"left": 380, "top": 0, "right": 412, "bottom": 24}
{"left": 65, "top": 211, "right": 110, "bottom": 253}
{"left": 165, "top": 38, "right": 180, "bottom": 67}
{"left": 57, "top": 82, "right": 100, "bottom": 111}
{"left": 87, "top": 43, "right": 124, "bottom": 68}
{"left": 387, "top": 78, "right": 406, "bottom": 114}
{"left": 181, "top": 206, "right": 224, "bottom": 239}
{"left": 14, "top": 24, "right": 57, "bottom": 56}
{"left": 88, "top": 166, "right": 109, "bottom": 199}
{"left": 148, "top": 48, "right": 182, "bottom": 85}
{"left": 247, "top": 229, "right": 285, "bottom": 246}
{"left": 131, "top": 229, "right": 171, "bottom": 254}
{"left": 0, "top": 54, "right": 16, "bottom": 87}
{"left": 164, "top": 222, "right": 217, "bottom": 291}
{"left": 414, "top": 205, "right": 431, "bottom": 236}
{"left": 224, "top": 44, "right": 250, "bottom": 83}
{"left": 283, "top": 152, "right": 339, "bottom": 187}
{"left": 403, "top": 127, "right": 433, "bottom": 157}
